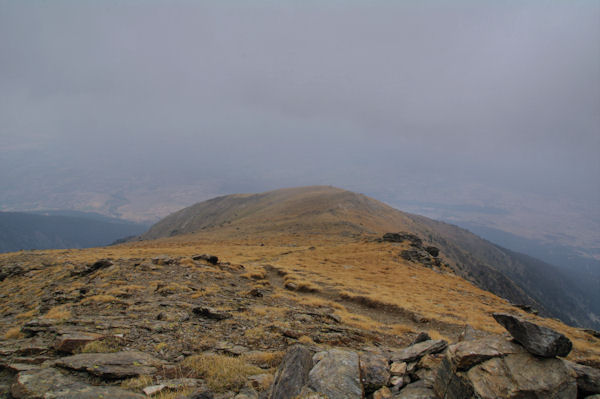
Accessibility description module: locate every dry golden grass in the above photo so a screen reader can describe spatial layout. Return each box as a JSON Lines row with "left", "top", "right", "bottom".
{"left": 241, "top": 351, "right": 284, "bottom": 368}
{"left": 121, "top": 375, "right": 153, "bottom": 390}
{"left": 15, "top": 309, "right": 37, "bottom": 320}
{"left": 4, "top": 326, "right": 23, "bottom": 339}
{"left": 80, "top": 295, "right": 119, "bottom": 305}
{"left": 78, "top": 338, "right": 121, "bottom": 353}
{"left": 298, "top": 335, "right": 315, "bottom": 345}
{"left": 43, "top": 305, "right": 71, "bottom": 321}
{"left": 182, "top": 354, "right": 263, "bottom": 392}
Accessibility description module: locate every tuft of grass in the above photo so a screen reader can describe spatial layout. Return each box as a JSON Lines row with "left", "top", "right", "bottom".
{"left": 297, "top": 335, "right": 315, "bottom": 345}
{"left": 182, "top": 354, "right": 263, "bottom": 392}
{"left": 241, "top": 351, "right": 284, "bottom": 368}
{"left": 154, "top": 342, "right": 168, "bottom": 352}
{"left": 15, "top": 309, "right": 37, "bottom": 320}
{"left": 121, "top": 375, "right": 153, "bottom": 390}
{"left": 4, "top": 326, "right": 24, "bottom": 339}
{"left": 43, "top": 305, "right": 71, "bottom": 321}
{"left": 77, "top": 337, "right": 121, "bottom": 353}
{"left": 80, "top": 295, "right": 119, "bottom": 305}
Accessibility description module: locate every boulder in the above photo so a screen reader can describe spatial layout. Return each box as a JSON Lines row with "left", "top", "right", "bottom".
{"left": 55, "top": 350, "right": 162, "bottom": 379}
{"left": 563, "top": 360, "right": 600, "bottom": 397}
{"left": 424, "top": 246, "right": 439, "bottom": 257}
{"left": 307, "top": 349, "right": 363, "bottom": 399}
{"left": 391, "top": 340, "right": 447, "bottom": 363}
{"left": 269, "top": 345, "right": 314, "bottom": 399}
{"left": 467, "top": 353, "right": 576, "bottom": 398}
{"left": 74, "top": 259, "right": 114, "bottom": 276}
{"left": 390, "top": 361, "right": 408, "bottom": 376}
{"left": 493, "top": 313, "right": 572, "bottom": 357}
{"left": 359, "top": 352, "right": 390, "bottom": 394}
{"left": 53, "top": 332, "right": 104, "bottom": 353}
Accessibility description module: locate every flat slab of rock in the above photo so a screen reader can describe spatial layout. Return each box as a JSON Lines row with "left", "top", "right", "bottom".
{"left": 11, "top": 367, "right": 144, "bottom": 399}
{"left": 269, "top": 345, "right": 314, "bottom": 399}
{"left": 391, "top": 340, "right": 447, "bottom": 363}
{"left": 53, "top": 332, "right": 104, "bottom": 353}
{"left": 55, "top": 350, "right": 162, "bottom": 379}
{"left": 446, "top": 335, "right": 525, "bottom": 371}
{"left": 308, "top": 349, "right": 362, "bottom": 399}
{"left": 493, "top": 313, "right": 572, "bottom": 357}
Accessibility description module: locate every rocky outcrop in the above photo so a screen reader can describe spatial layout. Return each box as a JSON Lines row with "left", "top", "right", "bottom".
{"left": 55, "top": 350, "right": 162, "bottom": 379}
{"left": 435, "top": 330, "right": 579, "bottom": 399}
{"left": 359, "top": 352, "right": 390, "bottom": 394}
{"left": 493, "top": 313, "right": 572, "bottom": 357}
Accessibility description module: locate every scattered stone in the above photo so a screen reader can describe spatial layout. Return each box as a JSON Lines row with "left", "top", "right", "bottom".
{"left": 307, "top": 349, "right": 362, "bottom": 399}
{"left": 512, "top": 303, "right": 539, "bottom": 315}
{"left": 247, "top": 374, "right": 272, "bottom": 391}
{"left": 582, "top": 329, "right": 600, "bottom": 339}
{"left": 395, "top": 381, "right": 437, "bottom": 399}
{"left": 390, "top": 362, "right": 408, "bottom": 376}
{"left": 372, "top": 386, "right": 393, "bottom": 399}
{"left": 0, "top": 264, "right": 25, "bottom": 281}
{"left": 269, "top": 345, "right": 314, "bottom": 399}
{"left": 53, "top": 332, "right": 104, "bottom": 353}
{"left": 234, "top": 387, "right": 258, "bottom": 399}
{"left": 55, "top": 350, "right": 162, "bottom": 379}
{"left": 152, "top": 256, "right": 176, "bottom": 265}
{"left": 493, "top": 313, "right": 572, "bottom": 357}
{"left": 192, "top": 254, "right": 219, "bottom": 265}
{"left": 192, "top": 307, "right": 232, "bottom": 321}
{"left": 74, "top": 258, "right": 114, "bottom": 276}
{"left": 45, "top": 384, "right": 145, "bottom": 398}
{"left": 389, "top": 375, "right": 407, "bottom": 391}
{"left": 391, "top": 340, "right": 448, "bottom": 363}
{"left": 359, "top": 352, "right": 390, "bottom": 394}
{"left": 411, "top": 332, "right": 431, "bottom": 345}
{"left": 143, "top": 385, "right": 167, "bottom": 396}
{"left": 563, "top": 360, "right": 600, "bottom": 397}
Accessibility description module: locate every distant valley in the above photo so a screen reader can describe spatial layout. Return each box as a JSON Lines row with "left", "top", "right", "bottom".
{"left": 0, "top": 211, "right": 148, "bottom": 253}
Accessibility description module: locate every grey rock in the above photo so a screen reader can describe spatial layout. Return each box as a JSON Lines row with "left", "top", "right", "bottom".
{"left": 468, "top": 353, "right": 576, "bottom": 399}
{"left": 308, "top": 349, "right": 362, "bottom": 399}
{"left": 46, "top": 384, "right": 145, "bottom": 398}
{"left": 395, "top": 382, "right": 438, "bottom": 399}
{"left": 411, "top": 332, "right": 431, "bottom": 345}
{"left": 359, "top": 352, "right": 390, "bottom": 394}
{"left": 446, "top": 335, "right": 525, "bottom": 371}
{"left": 234, "top": 387, "right": 258, "bottom": 399}
{"left": 391, "top": 340, "right": 447, "bottom": 363}
{"left": 493, "top": 313, "right": 572, "bottom": 357}
{"left": 192, "top": 254, "right": 219, "bottom": 265}
{"left": 21, "top": 318, "right": 57, "bottom": 337}
{"left": 11, "top": 368, "right": 72, "bottom": 398}
{"left": 55, "top": 350, "right": 162, "bottom": 379}
{"left": 563, "top": 360, "right": 600, "bottom": 396}
{"left": 269, "top": 345, "right": 314, "bottom": 399}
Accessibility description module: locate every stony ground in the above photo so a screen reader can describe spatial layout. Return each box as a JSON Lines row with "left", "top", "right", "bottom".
{"left": 1, "top": 233, "right": 599, "bottom": 398}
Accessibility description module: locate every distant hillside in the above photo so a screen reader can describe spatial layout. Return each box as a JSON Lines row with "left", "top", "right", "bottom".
{"left": 0, "top": 211, "right": 149, "bottom": 253}
{"left": 141, "top": 185, "right": 599, "bottom": 329}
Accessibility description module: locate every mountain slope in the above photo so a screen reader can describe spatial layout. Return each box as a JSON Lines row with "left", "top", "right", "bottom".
{"left": 141, "top": 186, "right": 598, "bottom": 329}
{"left": 0, "top": 211, "right": 148, "bottom": 253}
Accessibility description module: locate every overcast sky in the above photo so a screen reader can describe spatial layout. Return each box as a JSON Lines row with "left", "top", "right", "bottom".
{"left": 1, "top": 1, "right": 599, "bottom": 234}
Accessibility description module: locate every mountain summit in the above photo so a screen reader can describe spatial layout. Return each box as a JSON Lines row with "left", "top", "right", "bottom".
{"left": 141, "top": 186, "right": 597, "bottom": 330}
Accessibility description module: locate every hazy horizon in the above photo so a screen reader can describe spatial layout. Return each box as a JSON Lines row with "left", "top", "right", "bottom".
{"left": 1, "top": 1, "right": 599, "bottom": 251}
